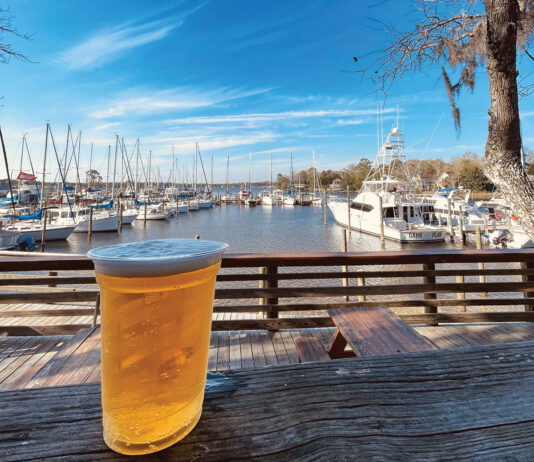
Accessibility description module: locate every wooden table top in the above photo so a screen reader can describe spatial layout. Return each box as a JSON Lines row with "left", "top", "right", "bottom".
{"left": 3, "top": 341, "right": 534, "bottom": 461}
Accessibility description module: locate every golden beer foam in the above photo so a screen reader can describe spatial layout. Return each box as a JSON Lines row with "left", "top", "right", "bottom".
{"left": 87, "top": 238, "right": 228, "bottom": 277}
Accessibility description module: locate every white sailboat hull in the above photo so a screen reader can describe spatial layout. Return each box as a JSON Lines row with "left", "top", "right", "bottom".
{"left": 262, "top": 196, "right": 273, "bottom": 206}
{"left": 10, "top": 223, "right": 76, "bottom": 241}
{"left": 199, "top": 199, "right": 213, "bottom": 209}
{"left": 73, "top": 215, "right": 120, "bottom": 233}
{"left": 283, "top": 197, "right": 295, "bottom": 206}
{"left": 328, "top": 202, "right": 447, "bottom": 243}
{"left": 121, "top": 212, "right": 138, "bottom": 225}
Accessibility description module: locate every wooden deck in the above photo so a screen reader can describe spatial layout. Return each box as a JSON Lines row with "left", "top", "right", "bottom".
{"left": 2, "top": 322, "right": 534, "bottom": 390}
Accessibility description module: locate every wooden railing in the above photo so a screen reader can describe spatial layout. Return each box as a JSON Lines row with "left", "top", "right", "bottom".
{"left": 0, "top": 248, "right": 533, "bottom": 335}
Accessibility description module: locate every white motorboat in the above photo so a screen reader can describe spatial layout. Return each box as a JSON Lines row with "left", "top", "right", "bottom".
{"left": 51, "top": 206, "right": 120, "bottom": 233}
{"left": 328, "top": 124, "right": 447, "bottom": 243}
{"left": 143, "top": 204, "right": 172, "bottom": 220}
{"left": 221, "top": 193, "right": 234, "bottom": 204}
{"left": 7, "top": 221, "right": 76, "bottom": 241}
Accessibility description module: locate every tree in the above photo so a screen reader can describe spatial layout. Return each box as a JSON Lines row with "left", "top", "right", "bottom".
{"left": 86, "top": 169, "right": 102, "bottom": 187}
{"left": 339, "top": 158, "right": 372, "bottom": 191}
{"left": 0, "top": 10, "right": 29, "bottom": 63}
{"left": 359, "top": 0, "right": 534, "bottom": 238}
{"left": 457, "top": 158, "right": 493, "bottom": 191}
{"left": 274, "top": 173, "right": 290, "bottom": 190}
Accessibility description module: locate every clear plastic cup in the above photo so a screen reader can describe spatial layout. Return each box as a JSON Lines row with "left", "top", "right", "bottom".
{"left": 87, "top": 238, "right": 228, "bottom": 455}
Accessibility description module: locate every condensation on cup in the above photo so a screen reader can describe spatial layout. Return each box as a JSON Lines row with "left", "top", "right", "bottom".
{"left": 88, "top": 238, "right": 228, "bottom": 455}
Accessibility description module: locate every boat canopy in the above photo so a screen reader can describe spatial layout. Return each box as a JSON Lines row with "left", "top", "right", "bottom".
{"left": 90, "top": 200, "right": 113, "bottom": 209}
{"left": 134, "top": 199, "right": 159, "bottom": 206}
{"left": 3, "top": 209, "right": 43, "bottom": 220}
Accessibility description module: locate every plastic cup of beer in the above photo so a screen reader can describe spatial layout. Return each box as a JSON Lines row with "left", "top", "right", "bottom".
{"left": 87, "top": 238, "right": 228, "bottom": 455}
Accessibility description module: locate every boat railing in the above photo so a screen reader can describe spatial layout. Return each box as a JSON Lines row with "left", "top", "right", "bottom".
{"left": 0, "top": 248, "right": 533, "bottom": 335}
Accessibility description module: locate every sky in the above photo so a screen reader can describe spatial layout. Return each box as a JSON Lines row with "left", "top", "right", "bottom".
{"left": 1, "top": 0, "right": 534, "bottom": 184}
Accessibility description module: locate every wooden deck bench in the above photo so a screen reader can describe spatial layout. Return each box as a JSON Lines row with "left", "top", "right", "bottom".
{"left": 328, "top": 306, "right": 438, "bottom": 358}
{"left": 295, "top": 337, "right": 330, "bottom": 362}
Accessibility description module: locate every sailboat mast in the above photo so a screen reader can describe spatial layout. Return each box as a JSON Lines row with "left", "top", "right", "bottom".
{"left": 111, "top": 135, "right": 118, "bottom": 202}
{"left": 226, "top": 154, "right": 229, "bottom": 193}
{"left": 41, "top": 124, "right": 49, "bottom": 210}
{"left": 249, "top": 152, "right": 252, "bottom": 191}
{"left": 19, "top": 134, "right": 24, "bottom": 193}
{"left": 134, "top": 139, "right": 139, "bottom": 197}
{"left": 289, "top": 148, "right": 294, "bottom": 189}
{"left": 211, "top": 155, "right": 213, "bottom": 194}
{"left": 270, "top": 150, "right": 272, "bottom": 193}
{"left": 88, "top": 142, "right": 93, "bottom": 191}
{"left": 106, "top": 145, "right": 111, "bottom": 198}
{"left": 148, "top": 150, "right": 152, "bottom": 199}
{"left": 0, "top": 127, "right": 16, "bottom": 214}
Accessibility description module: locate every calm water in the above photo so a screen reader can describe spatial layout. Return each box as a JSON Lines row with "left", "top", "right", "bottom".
{"left": 45, "top": 197, "right": 465, "bottom": 255}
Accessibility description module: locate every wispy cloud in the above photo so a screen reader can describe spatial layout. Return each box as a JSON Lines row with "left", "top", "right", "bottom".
{"left": 58, "top": 5, "right": 205, "bottom": 70}
{"left": 166, "top": 108, "right": 395, "bottom": 126}
{"left": 89, "top": 86, "right": 275, "bottom": 119}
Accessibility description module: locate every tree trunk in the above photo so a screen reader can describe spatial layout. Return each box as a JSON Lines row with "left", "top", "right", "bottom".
{"left": 483, "top": 0, "right": 534, "bottom": 240}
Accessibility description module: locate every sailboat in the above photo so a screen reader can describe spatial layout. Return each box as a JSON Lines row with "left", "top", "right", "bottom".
{"left": 221, "top": 154, "right": 234, "bottom": 204}
{"left": 243, "top": 153, "right": 259, "bottom": 206}
{"left": 261, "top": 150, "right": 274, "bottom": 206}
{"left": 283, "top": 149, "right": 296, "bottom": 206}
{"left": 311, "top": 149, "right": 323, "bottom": 206}
{"left": 328, "top": 121, "right": 447, "bottom": 243}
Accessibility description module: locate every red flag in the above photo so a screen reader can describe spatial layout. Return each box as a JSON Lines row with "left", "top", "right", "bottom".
{"left": 17, "top": 172, "right": 36, "bottom": 181}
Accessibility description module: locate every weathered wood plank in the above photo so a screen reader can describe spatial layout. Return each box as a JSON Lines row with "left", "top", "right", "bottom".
{"left": 329, "top": 307, "right": 438, "bottom": 357}
{"left": 216, "top": 267, "right": 534, "bottom": 282}
{"left": 214, "top": 281, "right": 534, "bottom": 299}
{"left": 24, "top": 327, "right": 95, "bottom": 389}
{"left": 3, "top": 342, "right": 534, "bottom": 460}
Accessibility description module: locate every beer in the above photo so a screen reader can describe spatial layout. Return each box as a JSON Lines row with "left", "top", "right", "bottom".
{"left": 88, "top": 239, "right": 228, "bottom": 455}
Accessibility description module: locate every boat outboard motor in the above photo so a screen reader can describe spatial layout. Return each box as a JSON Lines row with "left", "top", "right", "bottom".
{"left": 16, "top": 234, "right": 37, "bottom": 251}
{"left": 490, "top": 229, "right": 512, "bottom": 248}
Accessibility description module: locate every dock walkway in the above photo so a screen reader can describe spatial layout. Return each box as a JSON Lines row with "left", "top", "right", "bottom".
{"left": 2, "top": 322, "right": 534, "bottom": 390}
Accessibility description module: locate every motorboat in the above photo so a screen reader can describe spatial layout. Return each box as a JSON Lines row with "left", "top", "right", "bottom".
{"left": 328, "top": 125, "right": 447, "bottom": 243}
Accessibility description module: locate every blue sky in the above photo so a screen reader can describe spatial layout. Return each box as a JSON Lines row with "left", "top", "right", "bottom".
{"left": 1, "top": 0, "right": 534, "bottom": 183}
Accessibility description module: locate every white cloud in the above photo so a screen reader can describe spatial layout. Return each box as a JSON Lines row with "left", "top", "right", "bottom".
{"left": 58, "top": 4, "right": 206, "bottom": 70}
{"left": 90, "top": 86, "right": 276, "bottom": 119}
{"left": 166, "top": 108, "right": 395, "bottom": 125}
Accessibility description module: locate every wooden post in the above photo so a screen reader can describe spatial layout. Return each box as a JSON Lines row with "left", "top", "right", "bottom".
{"left": 484, "top": 216, "right": 488, "bottom": 236}
{"left": 323, "top": 190, "right": 327, "bottom": 224}
{"left": 48, "top": 271, "right": 57, "bottom": 288}
{"left": 92, "top": 292, "right": 100, "bottom": 328}
{"left": 188, "top": 197, "right": 191, "bottom": 214}
{"left": 341, "top": 228, "right": 349, "bottom": 302}
{"left": 260, "top": 265, "right": 279, "bottom": 330}
{"left": 458, "top": 210, "right": 465, "bottom": 245}
{"left": 143, "top": 201, "right": 147, "bottom": 224}
{"left": 346, "top": 187, "right": 351, "bottom": 232}
{"left": 87, "top": 207, "right": 93, "bottom": 242}
{"left": 378, "top": 195, "right": 385, "bottom": 247}
{"left": 507, "top": 213, "right": 513, "bottom": 231}
{"left": 357, "top": 277, "right": 366, "bottom": 302}
{"left": 40, "top": 209, "right": 47, "bottom": 252}
{"left": 259, "top": 267, "right": 266, "bottom": 306}
{"left": 456, "top": 274, "right": 466, "bottom": 312}
{"left": 118, "top": 202, "right": 123, "bottom": 233}
{"left": 422, "top": 263, "right": 438, "bottom": 324}
{"left": 521, "top": 261, "right": 534, "bottom": 311}
{"left": 447, "top": 198, "right": 454, "bottom": 241}
{"left": 476, "top": 227, "right": 487, "bottom": 298}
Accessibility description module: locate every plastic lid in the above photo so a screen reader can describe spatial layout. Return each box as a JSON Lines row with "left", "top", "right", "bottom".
{"left": 87, "top": 238, "right": 229, "bottom": 277}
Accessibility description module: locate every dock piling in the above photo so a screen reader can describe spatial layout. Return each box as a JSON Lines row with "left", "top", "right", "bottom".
{"left": 341, "top": 228, "right": 349, "bottom": 302}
